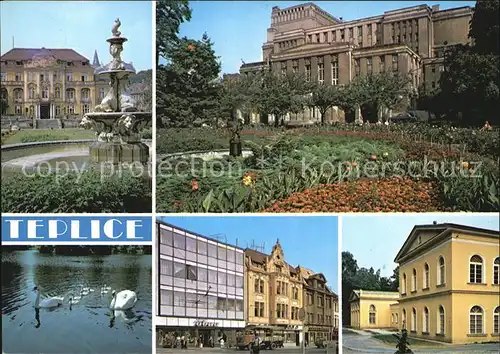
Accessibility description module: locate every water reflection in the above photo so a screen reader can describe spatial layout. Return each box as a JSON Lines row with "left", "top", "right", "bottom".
{"left": 2, "top": 249, "right": 152, "bottom": 353}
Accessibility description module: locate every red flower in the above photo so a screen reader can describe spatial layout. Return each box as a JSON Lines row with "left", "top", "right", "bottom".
{"left": 191, "top": 179, "right": 199, "bottom": 191}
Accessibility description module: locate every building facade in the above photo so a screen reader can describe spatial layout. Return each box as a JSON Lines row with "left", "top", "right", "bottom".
{"left": 349, "top": 290, "right": 399, "bottom": 329}
{"left": 300, "top": 268, "right": 338, "bottom": 343}
{"left": 240, "top": 2, "right": 473, "bottom": 123}
{"left": 244, "top": 240, "right": 305, "bottom": 345}
{"left": 394, "top": 223, "right": 500, "bottom": 344}
{"left": 0, "top": 48, "right": 107, "bottom": 119}
{"left": 156, "top": 221, "right": 246, "bottom": 347}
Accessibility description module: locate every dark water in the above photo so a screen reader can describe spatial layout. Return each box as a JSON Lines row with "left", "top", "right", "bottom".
{"left": 1, "top": 250, "right": 152, "bottom": 353}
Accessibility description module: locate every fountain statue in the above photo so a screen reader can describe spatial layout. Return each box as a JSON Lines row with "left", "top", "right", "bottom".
{"left": 228, "top": 117, "right": 243, "bottom": 157}
{"left": 80, "top": 18, "right": 151, "bottom": 164}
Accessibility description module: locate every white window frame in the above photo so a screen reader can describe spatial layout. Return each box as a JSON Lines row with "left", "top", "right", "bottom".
{"left": 494, "top": 306, "right": 499, "bottom": 335}
{"left": 317, "top": 63, "right": 324, "bottom": 84}
{"left": 438, "top": 256, "right": 445, "bottom": 285}
{"left": 423, "top": 307, "right": 429, "bottom": 333}
{"left": 469, "top": 306, "right": 484, "bottom": 335}
{"left": 411, "top": 308, "right": 417, "bottom": 331}
{"left": 469, "top": 255, "right": 484, "bottom": 284}
{"left": 331, "top": 58, "right": 338, "bottom": 85}
{"left": 369, "top": 305, "right": 376, "bottom": 325}
{"left": 438, "top": 305, "right": 445, "bottom": 335}
{"left": 424, "top": 263, "right": 429, "bottom": 288}
{"left": 412, "top": 269, "right": 417, "bottom": 292}
{"left": 493, "top": 257, "right": 499, "bottom": 285}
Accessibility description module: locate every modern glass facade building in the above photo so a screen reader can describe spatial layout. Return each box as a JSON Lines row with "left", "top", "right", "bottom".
{"left": 156, "top": 220, "right": 245, "bottom": 348}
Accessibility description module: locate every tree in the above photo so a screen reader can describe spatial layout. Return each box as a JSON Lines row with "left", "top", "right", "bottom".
{"left": 306, "top": 82, "right": 345, "bottom": 125}
{"left": 252, "top": 70, "right": 309, "bottom": 127}
{"left": 157, "top": 33, "right": 221, "bottom": 127}
{"left": 469, "top": 0, "right": 499, "bottom": 56}
{"left": 218, "top": 73, "right": 259, "bottom": 126}
{"left": 156, "top": 0, "right": 192, "bottom": 64}
{"left": 0, "top": 96, "right": 8, "bottom": 116}
{"left": 352, "top": 72, "right": 411, "bottom": 122}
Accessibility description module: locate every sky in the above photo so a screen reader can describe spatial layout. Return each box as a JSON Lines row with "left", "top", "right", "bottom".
{"left": 342, "top": 214, "right": 499, "bottom": 277}
{"left": 0, "top": 1, "right": 152, "bottom": 71}
{"left": 179, "top": 0, "right": 476, "bottom": 74}
{"left": 159, "top": 215, "right": 339, "bottom": 292}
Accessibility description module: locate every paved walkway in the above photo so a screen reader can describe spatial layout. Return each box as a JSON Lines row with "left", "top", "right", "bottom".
{"left": 342, "top": 328, "right": 500, "bottom": 353}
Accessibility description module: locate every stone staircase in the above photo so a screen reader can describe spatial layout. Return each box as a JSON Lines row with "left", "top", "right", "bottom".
{"left": 36, "top": 119, "right": 62, "bottom": 129}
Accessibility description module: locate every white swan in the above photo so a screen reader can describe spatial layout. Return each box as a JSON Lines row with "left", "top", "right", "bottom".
{"left": 33, "top": 286, "right": 72, "bottom": 309}
{"left": 109, "top": 290, "right": 137, "bottom": 310}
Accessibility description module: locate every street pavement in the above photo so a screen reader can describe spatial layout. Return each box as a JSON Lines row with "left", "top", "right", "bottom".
{"left": 342, "top": 328, "right": 500, "bottom": 353}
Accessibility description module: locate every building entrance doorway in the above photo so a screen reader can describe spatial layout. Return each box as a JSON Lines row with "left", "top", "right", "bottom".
{"left": 40, "top": 104, "right": 50, "bottom": 119}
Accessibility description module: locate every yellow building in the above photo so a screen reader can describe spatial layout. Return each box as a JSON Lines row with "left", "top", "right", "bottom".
{"left": 349, "top": 290, "right": 399, "bottom": 329}
{"left": 1, "top": 48, "right": 107, "bottom": 119}
{"left": 394, "top": 223, "right": 499, "bottom": 344}
{"left": 244, "top": 240, "right": 305, "bottom": 345}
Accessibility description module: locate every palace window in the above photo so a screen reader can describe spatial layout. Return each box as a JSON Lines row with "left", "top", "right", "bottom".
{"left": 423, "top": 307, "right": 429, "bottom": 333}
{"left": 305, "top": 64, "right": 311, "bottom": 82}
{"left": 83, "top": 104, "right": 90, "bottom": 114}
{"left": 424, "top": 263, "right": 429, "bottom": 288}
{"left": 254, "top": 278, "right": 264, "bottom": 293}
{"left": 438, "top": 305, "right": 445, "bottom": 334}
{"left": 367, "top": 57, "right": 373, "bottom": 74}
{"left": 493, "top": 257, "right": 499, "bottom": 285}
{"left": 369, "top": 305, "right": 376, "bottom": 325}
{"left": 392, "top": 55, "right": 398, "bottom": 71}
{"left": 55, "top": 105, "right": 61, "bottom": 117}
{"left": 55, "top": 87, "right": 61, "bottom": 99}
{"left": 354, "top": 59, "right": 360, "bottom": 77}
{"left": 317, "top": 63, "right": 324, "bottom": 83}
{"left": 66, "top": 72, "right": 73, "bottom": 82}
{"left": 40, "top": 73, "right": 45, "bottom": 81}
{"left": 317, "top": 296, "right": 324, "bottom": 307}
{"left": 315, "top": 33, "right": 320, "bottom": 43}
{"left": 331, "top": 57, "right": 338, "bottom": 85}
{"left": 81, "top": 73, "right": 88, "bottom": 82}
{"left": 411, "top": 308, "right": 417, "bottom": 331}
{"left": 395, "top": 313, "right": 399, "bottom": 324}
{"left": 14, "top": 89, "right": 23, "bottom": 100}
{"left": 276, "top": 303, "right": 287, "bottom": 318}
{"left": 469, "top": 255, "right": 483, "bottom": 283}
{"left": 494, "top": 307, "right": 499, "bottom": 334}
{"left": 68, "top": 104, "right": 74, "bottom": 115}
{"left": 469, "top": 306, "right": 484, "bottom": 334}
{"left": 380, "top": 56, "right": 385, "bottom": 72}
{"left": 357, "top": 26, "right": 363, "bottom": 44}
{"left": 411, "top": 269, "right": 417, "bottom": 292}
{"left": 66, "top": 88, "right": 75, "bottom": 100}
{"left": 340, "top": 29, "right": 345, "bottom": 41}
{"left": 254, "top": 301, "right": 264, "bottom": 317}
{"left": 15, "top": 72, "right": 22, "bottom": 81}
{"left": 99, "top": 88, "right": 106, "bottom": 100}
{"left": 81, "top": 88, "right": 90, "bottom": 100}
{"left": 402, "top": 273, "right": 407, "bottom": 294}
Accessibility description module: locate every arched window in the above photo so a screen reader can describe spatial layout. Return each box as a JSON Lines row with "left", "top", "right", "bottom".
{"left": 55, "top": 87, "right": 61, "bottom": 99}
{"left": 412, "top": 269, "right": 417, "bottom": 292}
{"left": 438, "top": 305, "right": 445, "bottom": 334}
{"left": 66, "top": 88, "right": 75, "bottom": 100}
{"left": 423, "top": 307, "right": 429, "bottom": 333}
{"left": 402, "top": 273, "right": 407, "bottom": 294}
{"left": 369, "top": 305, "right": 376, "bottom": 325}
{"left": 424, "top": 263, "right": 429, "bottom": 288}
{"left": 81, "top": 88, "right": 90, "bottom": 100}
{"left": 494, "top": 306, "right": 499, "bottom": 335}
{"left": 469, "top": 306, "right": 484, "bottom": 334}
{"left": 494, "top": 257, "right": 499, "bottom": 285}
{"left": 402, "top": 309, "right": 407, "bottom": 329}
{"left": 411, "top": 308, "right": 417, "bottom": 331}
{"left": 469, "top": 255, "right": 483, "bottom": 283}
{"left": 438, "top": 256, "right": 445, "bottom": 285}
{"left": 0, "top": 88, "right": 7, "bottom": 100}
{"left": 395, "top": 313, "right": 399, "bottom": 324}
{"left": 13, "top": 88, "right": 23, "bottom": 101}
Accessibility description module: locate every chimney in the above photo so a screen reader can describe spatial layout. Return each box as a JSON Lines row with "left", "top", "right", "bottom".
{"left": 432, "top": 5, "right": 440, "bottom": 12}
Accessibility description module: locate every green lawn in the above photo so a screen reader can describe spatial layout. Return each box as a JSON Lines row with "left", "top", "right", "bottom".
{"left": 373, "top": 334, "right": 445, "bottom": 347}
{"left": 2, "top": 128, "right": 96, "bottom": 145}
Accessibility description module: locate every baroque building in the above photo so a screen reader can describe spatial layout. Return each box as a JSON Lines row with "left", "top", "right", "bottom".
{"left": 348, "top": 223, "right": 499, "bottom": 345}
{"left": 0, "top": 48, "right": 108, "bottom": 119}
{"left": 240, "top": 2, "right": 473, "bottom": 123}
{"left": 299, "top": 267, "right": 339, "bottom": 343}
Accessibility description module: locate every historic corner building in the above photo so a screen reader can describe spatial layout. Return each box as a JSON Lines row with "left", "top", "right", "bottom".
{"left": 155, "top": 221, "right": 245, "bottom": 347}
{"left": 245, "top": 239, "right": 338, "bottom": 345}
{"left": 239, "top": 2, "right": 472, "bottom": 123}
{"left": 0, "top": 48, "right": 107, "bottom": 119}
{"left": 349, "top": 223, "right": 500, "bottom": 345}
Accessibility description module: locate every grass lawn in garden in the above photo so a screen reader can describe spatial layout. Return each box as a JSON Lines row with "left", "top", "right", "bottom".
{"left": 156, "top": 125, "right": 499, "bottom": 213}
{"left": 372, "top": 334, "right": 445, "bottom": 347}
{"left": 1, "top": 128, "right": 96, "bottom": 145}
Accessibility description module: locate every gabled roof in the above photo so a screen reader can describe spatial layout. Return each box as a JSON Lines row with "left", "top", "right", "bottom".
{"left": 394, "top": 223, "right": 499, "bottom": 264}
{"left": 1, "top": 48, "right": 88, "bottom": 62}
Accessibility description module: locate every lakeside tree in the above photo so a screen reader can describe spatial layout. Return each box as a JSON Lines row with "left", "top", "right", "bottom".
{"left": 157, "top": 34, "right": 221, "bottom": 127}
{"left": 341, "top": 251, "right": 399, "bottom": 326}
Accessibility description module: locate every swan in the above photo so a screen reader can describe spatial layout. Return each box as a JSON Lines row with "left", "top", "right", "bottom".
{"left": 109, "top": 290, "right": 137, "bottom": 310}
{"left": 33, "top": 286, "right": 72, "bottom": 309}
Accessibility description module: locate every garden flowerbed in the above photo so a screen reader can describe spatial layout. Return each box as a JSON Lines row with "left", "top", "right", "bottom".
{"left": 262, "top": 177, "right": 446, "bottom": 213}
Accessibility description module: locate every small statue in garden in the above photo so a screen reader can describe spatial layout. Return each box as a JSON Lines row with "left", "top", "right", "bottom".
{"left": 393, "top": 328, "right": 413, "bottom": 354}
{"left": 228, "top": 117, "right": 243, "bottom": 157}
{"left": 481, "top": 120, "right": 492, "bottom": 131}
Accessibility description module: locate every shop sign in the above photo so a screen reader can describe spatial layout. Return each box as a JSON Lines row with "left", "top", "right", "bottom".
{"left": 194, "top": 320, "right": 219, "bottom": 327}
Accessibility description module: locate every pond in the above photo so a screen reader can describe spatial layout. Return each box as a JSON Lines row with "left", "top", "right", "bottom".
{"left": 2, "top": 250, "right": 152, "bottom": 353}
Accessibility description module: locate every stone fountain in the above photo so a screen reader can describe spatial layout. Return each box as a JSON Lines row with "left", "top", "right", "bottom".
{"left": 80, "top": 18, "right": 150, "bottom": 164}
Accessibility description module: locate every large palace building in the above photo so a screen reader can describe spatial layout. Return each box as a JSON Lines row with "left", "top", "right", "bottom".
{"left": 0, "top": 48, "right": 107, "bottom": 119}
{"left": 240, "top": 2, "right": 473, "bottom": 123}
{"left": 349, "top": 223, "right": 499, "bottom": 345}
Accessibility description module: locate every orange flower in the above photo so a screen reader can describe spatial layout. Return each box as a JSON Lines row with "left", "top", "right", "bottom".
{"left": 370, "top": 155, "right": 377, "bottom": 160}
{"left": 461, "top": 161, "right": 469, "bottom": 169}
{"left": 191, "top": 179, "right": 199, "bottom": 191}
{"left": 351, "top": 162, "right": 357, "bottom": 167}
